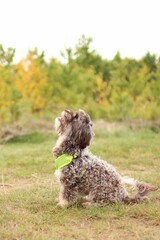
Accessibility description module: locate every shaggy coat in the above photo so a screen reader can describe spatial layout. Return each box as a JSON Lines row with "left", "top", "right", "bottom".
{"left": 53, "top": 109, "right": 157, "bottom": 208}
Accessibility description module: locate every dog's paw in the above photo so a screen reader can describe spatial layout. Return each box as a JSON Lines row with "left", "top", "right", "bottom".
{"left": 57, "top": 199, "right": 70, "bottom": 208}
{"left": 82, "top": 201, "right": 97, "bottom": 208}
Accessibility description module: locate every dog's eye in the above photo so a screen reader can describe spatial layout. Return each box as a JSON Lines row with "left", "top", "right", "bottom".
{"left": 79, "top": 117, "right": 85, "bottom": 123}
{"left": 73, "top": 113, "right": 79, "bottom": 121}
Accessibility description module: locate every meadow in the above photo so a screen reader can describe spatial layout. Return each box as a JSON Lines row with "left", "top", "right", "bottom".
{"left": 0, "top": 123, "right": 160, "bottom": 240}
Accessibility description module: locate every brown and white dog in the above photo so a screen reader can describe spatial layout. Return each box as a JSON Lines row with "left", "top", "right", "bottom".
{"left": 53, "top": 109, "right": 157, "bottom": 208}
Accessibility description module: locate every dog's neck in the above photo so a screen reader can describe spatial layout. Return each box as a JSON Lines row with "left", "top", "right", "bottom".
{"left": 53, "top": 135, "right": 87, "bottom": 157}
{"left": 53, "top": 136, "right": 84, "bottom": 157}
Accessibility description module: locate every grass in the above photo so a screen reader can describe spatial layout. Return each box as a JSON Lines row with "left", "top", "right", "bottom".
{"left": 0, "top": 126, "right": 160, "bottom": 240}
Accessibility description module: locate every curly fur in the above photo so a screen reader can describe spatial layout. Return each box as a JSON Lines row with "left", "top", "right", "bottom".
{"left": 53, "top": 109, "right": 157, "bottom": 208}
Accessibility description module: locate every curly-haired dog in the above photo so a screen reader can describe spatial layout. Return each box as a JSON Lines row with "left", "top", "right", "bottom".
{"left": 53, "top": 109, "right": 157, "bottom": 208}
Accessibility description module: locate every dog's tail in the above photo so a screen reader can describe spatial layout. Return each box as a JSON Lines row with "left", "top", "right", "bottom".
{"left": 121, "top": 176, "right": 158, "bottom": 204}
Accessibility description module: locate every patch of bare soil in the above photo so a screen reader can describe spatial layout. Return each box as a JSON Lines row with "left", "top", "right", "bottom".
{"left": 94, "top": 119, "right": 160, "bottom": 132}
{"left": 0, "top": 120, "right": 54, "bottom": 142}
{"left": 0, "top": 174, "right": 58, "bottom": 194}
{"left": 69, "top": 216, "right": 160, "bottom": 240}
{"left": 1, "top": 119, "right": 160, "bottom": 142}
{"left": 0, "top": 123, "right": 25, "bottom": 141}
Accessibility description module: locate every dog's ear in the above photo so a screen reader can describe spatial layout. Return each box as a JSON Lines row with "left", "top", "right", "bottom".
{"left": 73, "top": 112, "right": 79, "bottom": 119}
{"left": 77, "top": 127, "right": 92, "bottom": 149}
{"left": 64, "top": 109, "right": 73, "bottom": 121}
{"left": 78, "top": 109, "right": 85, "bottom": 114}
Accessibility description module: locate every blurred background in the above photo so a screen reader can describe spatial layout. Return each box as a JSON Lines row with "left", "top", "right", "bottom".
{"left": 0, "top": 0, "right": 160, "bottom": 131}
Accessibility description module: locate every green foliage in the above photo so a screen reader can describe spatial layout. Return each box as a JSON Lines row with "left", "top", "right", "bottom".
{"left": 0, "top": 46, "right": 22, "bottom": 124}
{"left": 0, "top": 36, "right": 160, "bottom": 125}
{"left": 0, "top": 44, "right": 15, "bottom": 66}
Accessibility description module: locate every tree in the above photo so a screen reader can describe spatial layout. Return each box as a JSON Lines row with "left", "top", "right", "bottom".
{"left": 0, "top": 45, "right": 21, "bottom": 123}
{"left": 142, "top": 52, "right": 157, "bottom": 72}
{"left": 0, "top": 44, "right": 15, "bottom": 66}
{"left": 74, "top": 35, "right": 111, "bottom": 80}
{"left": 16, "top": 50, "right": 49, "bottom": 113}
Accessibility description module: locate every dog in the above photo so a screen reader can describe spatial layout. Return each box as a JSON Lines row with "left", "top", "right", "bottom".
{"left": 53, "top": 109, "right": 157, "bottom": 208}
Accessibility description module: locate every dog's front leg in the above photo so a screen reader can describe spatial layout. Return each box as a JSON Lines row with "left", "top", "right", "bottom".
{"left": 58, "top": 185, "right": 77, "bottom": 208}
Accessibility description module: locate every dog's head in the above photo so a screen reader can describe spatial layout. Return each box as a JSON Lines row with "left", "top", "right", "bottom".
{"left": 55, "top": 109, "right": 93, "bottom": 149}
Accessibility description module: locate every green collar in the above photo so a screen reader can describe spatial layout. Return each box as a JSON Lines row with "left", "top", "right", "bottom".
{"left": 55, "top": 154, "right": 77, "bottom": 170}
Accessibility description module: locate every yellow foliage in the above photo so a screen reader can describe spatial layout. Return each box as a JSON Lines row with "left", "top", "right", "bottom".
{"left": 96, "top": 76, "right": 108, "bottom": 106}
{"left": 16, "top": 53, "right": 48, "bottom": 112}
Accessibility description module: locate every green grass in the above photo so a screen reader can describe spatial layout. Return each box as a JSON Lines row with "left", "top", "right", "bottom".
{"left": 0, "top": 128, "right": 160, "bottom": 240}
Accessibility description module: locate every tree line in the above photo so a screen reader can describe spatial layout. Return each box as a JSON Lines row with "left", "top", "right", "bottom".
{"left": 0, "top": 35, "right": 160, "bottom": 125}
